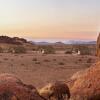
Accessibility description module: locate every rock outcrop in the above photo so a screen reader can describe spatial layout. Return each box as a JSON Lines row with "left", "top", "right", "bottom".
{"left": 70, "top": 62, "right": 100, "bottom": 100}
{"left": 38, "top": 81, "right": 70, "bottom": 100}
{"left": 0, "top": 36, "right": 27, "bottom": 45}
{"left": 0, "top": 73, "right": 45, "bottom": 100}
{"left": 96, "top": 33, "right": 100, "bottom": 57}
{"left": 0, "top": 73, "right": 71, "bottom": 100}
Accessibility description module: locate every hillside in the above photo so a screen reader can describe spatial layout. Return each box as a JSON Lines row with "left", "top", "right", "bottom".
{"left": 0, "top": 36, "right": 28, "bottom": 45}
{"left": 0, "top": 36, "right": 35, "bottom": 51}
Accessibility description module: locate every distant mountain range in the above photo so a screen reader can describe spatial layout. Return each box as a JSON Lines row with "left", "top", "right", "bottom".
{"left": 0, "top": 36, "right": 96, "bottom": 45}
{"left": 32, "top": 40, "right": 96, "bottom": 45}
{"left": 65, "top": 40, "right": 96, "bottom": 45}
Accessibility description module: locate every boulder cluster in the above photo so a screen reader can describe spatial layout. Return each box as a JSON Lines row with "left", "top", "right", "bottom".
{"left": 0, "top": 74, "right": 70, "bottom": 100}
{"left": 0, "top": 74, "right": 45, "bottom": 100}
{"left": 69, "top": 62, "right": 100, "bottom": 100}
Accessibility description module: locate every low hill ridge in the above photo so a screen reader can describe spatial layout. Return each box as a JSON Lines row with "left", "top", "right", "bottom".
{"left": 0, "top": 36, "right": 28, "bottom": 45}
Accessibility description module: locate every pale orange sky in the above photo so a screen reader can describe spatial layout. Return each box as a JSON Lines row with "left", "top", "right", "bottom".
{"left": 0, "top": 0, "right": 99, "bottom": 40}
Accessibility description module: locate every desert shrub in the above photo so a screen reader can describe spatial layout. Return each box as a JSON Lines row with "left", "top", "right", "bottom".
{"left": 58, "top": 62, "right": 65, "bottom": 65}
{"left": 21, "top": 63, "right": 25, "bottom": 66}
{"left": 32, "top": 48, "right": 36, "bottom": 51}
{"left": 87, "top": 58, "right": 92, "bottom": 63}
{"left": 78, "top": 59, "right": 82, "bottom": 62}
{"left": 32, "top": 58, "right": 37, "bottom": 61}
{"left": 35, "top": 61, "right": 41, "bottom": 64}
{"left": 0, "top": 47, "right": 3, "bottom": 53}
{"left": 14, "top": 54, "right": 18, "bottom": 56}
{"left": 4, "top": 58, "right": 8, "bottom": 60}
{"left": 38, "top": 45, "right": 55, "bottom": 54}
{"left": 53, "top": 59, "right": 56, "bottom": 61}
{"left": 14, "top": 46, "right": 26, "bottom": 54}
{"left": 44, "top": 59, "right": 50, "bottom": 62}
{"left": 65, "top": 51, "right": 72, "bottom": 54}
{"left": 73, "top": 45, "right": 91, "bottom": 55}
{"left": 20, "top": 56, "right": 23, "bottom": 58}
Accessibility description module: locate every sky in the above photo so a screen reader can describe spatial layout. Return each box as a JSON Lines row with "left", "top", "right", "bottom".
{"left": 0, "top": 0, "right": 100, "bottom": 40}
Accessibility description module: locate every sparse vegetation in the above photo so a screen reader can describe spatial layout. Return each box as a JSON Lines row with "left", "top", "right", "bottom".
{"left": 65, "top": 51, "right": 72, "bottom": 54}
{"left": 20, "top": 56, "right": 23, "bottom": 58}
{"left": 35, "top": 61, "right": 41, "bottom": 64}
{"left": 53, "top": 59, "right": 56, "bottom": 61}
{"left": 38, "top": 45, "right": 55, "bottom": 54}
{"left": 4, "top": 58, "right": 8, "bottom": 61}
{"left": 58, "top": 62, "right": 65, "bottom": 65}
{"left": 32, "top": 58, "right": 37, "bottom": 61}
{"left": 14, "top": 46, "right": 26, "bottom": 54}
{"left": 73, "top": 45, "right": 91, "bottom": 55}
{"left": 78, "top": 59, "right": 82, "bottom": 62}
{"left": 21, "top": 63, "right": 25, "bottom": 66}
{"left": 87, "top": 58, "right": 92, "bottom": 63}
{"left": 44, "top": 59, "right": 50, "bottom": 62}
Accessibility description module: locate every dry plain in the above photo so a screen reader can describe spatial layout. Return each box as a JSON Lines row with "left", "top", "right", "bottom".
{"left": 0, "top": 53, "right": 98, "bottom": 88}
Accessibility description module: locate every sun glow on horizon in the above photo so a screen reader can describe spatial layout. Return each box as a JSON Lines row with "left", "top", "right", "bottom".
{"left": 0, "top": 0, "right": 99, "bottom": 40}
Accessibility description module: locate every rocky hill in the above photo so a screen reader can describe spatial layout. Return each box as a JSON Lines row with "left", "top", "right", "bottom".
{"left": 0, "top": 36, "right": 35, "bottom": 51}
{"left": 0, "top": 36, "right": 28, "bottom": 45}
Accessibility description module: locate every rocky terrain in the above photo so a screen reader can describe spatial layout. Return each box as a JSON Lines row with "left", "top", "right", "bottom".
{"left": 0, "top": 35, "right": 99, "bottom": 100}
{"left": 69, "top": 62, "right": 100, "bottom": 100}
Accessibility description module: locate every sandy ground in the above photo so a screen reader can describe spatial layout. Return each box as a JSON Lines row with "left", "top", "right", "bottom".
{"left": 0, "top": 53, "right": 98, "bottom": 88}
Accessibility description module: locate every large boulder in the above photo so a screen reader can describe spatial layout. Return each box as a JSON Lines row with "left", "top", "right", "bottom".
{"left": 96, "top": 33, "right": 100, "bottom": 57}
{"left": 38, "top": 81, "right": 70, "bottom": 100}
{"left": 70, "top": 62, "right": 100, "bottom": 100}
{"left": 0, "top": 73, "right": 45, "bottom": 100}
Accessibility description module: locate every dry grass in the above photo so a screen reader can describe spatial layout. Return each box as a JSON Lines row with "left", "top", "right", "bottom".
{"left": 0, "top": 53, "right": 97, "bottom": 88}
{"left": 58, "top": 62, "right": 65, "bottom": 65}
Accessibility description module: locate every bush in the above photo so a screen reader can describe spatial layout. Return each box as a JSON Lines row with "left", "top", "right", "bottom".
{"left": 58, "top": 62, "right": 65, "bottom": 65}
{"left": 14, "top": 46, "right": 26, "bottom": 54}
{"left": 65, "top": 51, "right": 72, "bottom": 54}
{"left": 87, "top": 58, "right": 92, "bottom": 63}
{"left": 38, "top": 45, "right": 55, "bottom": 54}
{"left": 44, "top": 59, "right": 50, "bottom": 62}
{"left": 73, "top": 45, "right": 91, "bottom": 55}
{"left": 32, "top": 58, "right": 37, "bottom": 61}
{"left": 78, "top": 59, "right": 82, "bottom": 62}
{"left": 53, "top": 59, "right": 56, "bottom": 61}
{"left": 35, "top": 61, "right": 41, "bottom": 64}
{"left": 4, "top": 58, "right": 8, "bottom": 60}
